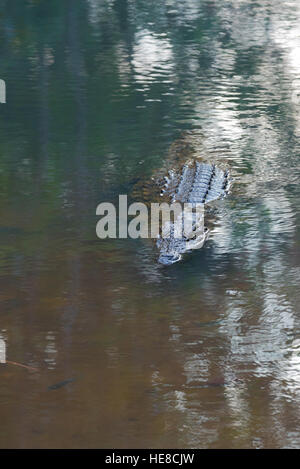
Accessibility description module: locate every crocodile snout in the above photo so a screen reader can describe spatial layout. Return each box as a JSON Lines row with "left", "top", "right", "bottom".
{"left": 158, "top": 253, "right": 182, "bottom": 265}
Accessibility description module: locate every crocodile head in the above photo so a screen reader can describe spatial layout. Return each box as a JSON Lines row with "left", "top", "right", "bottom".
{"left": 157, "top": 235, "right": 185, "bottom": 265}
{"left": 158, "top": 252, "right": 183, "bottom": 265}
{"left": 156, "top": 208, "right": 207, "bottom": 265}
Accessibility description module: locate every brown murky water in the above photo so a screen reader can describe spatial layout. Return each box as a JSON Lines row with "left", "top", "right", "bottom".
{"left": 1, "top": 0, "right": 300, "bottom": 448}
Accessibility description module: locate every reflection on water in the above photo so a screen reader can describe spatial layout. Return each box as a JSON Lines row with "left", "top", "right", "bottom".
{"left": 0, "top": 0, "right": 300, "bottom": 449}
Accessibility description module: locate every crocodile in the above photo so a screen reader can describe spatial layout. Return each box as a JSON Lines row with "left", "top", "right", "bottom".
{"left": 132, "top": 131, "right": 231, "bottom": 265}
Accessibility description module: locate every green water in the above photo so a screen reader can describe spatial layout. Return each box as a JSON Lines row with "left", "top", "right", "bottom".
{"left": 0, "top": 0, "right": 300, "bottom": 448}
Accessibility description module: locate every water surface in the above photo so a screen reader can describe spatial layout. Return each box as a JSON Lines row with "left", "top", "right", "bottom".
{"left": 0, "top": 0, "right": 300, "bottom": 448}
